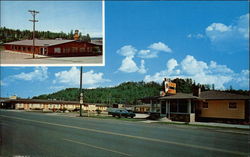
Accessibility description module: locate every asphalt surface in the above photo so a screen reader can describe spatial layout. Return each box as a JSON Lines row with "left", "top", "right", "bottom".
{"left": 0, "top": 110, "right": 249, "bottom": 157}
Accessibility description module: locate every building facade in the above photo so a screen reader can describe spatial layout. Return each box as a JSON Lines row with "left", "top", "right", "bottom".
{"left": 140, "top": 91, "right": 250, "bottom": 123}
{"left": 0, "top": 98, "right": 107, "bottom": 112}
{"left": 4, "top": 39, "right": 102, "bottom": 57}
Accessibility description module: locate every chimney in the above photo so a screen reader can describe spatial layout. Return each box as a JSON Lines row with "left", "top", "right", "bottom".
{"left": 193, "top": 86, "right": 201, "bottom": 97}
{"left": 74, "top": 30, "right": 79, "bottom": 40}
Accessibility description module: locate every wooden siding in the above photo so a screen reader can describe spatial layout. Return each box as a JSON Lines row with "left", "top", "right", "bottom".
{"left": 4, "top": 41, "right": 102, "bottom": 57}
{"left": 200, "top": 100, "right": 245, "bottom": 119}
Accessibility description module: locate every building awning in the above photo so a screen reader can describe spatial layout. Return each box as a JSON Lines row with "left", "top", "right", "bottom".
{"left": 159, "top": 93, "right": 198, "bottom": 100}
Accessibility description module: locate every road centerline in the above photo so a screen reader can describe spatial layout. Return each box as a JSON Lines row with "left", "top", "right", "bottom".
{"left": 62, "top": 138, "right": 132, "bottom": 157}
{"left": 0, "top": 114, "right": 248, "bottom": 156}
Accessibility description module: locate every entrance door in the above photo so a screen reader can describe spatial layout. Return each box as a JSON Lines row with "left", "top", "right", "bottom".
{"left": 40, "top": 48, "right": 44, "bottom": 55}
{"left": 161, "top": 101, "right": 166, "bottom": 114}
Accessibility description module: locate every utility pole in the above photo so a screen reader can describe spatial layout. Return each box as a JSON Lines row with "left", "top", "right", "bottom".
{"left": 28, "top": 10, "right": 39, "bottom": 59}
{"left": 79, "top": 67, "right": 83, "bottom": 117}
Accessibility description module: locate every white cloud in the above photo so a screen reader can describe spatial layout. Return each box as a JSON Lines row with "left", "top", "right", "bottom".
{"left": 13, "top": 67, "right": 48, "bottom": 81}
{"left": 149, "top": 42, "right": 172, "bottom": 53}
{"left": 208, "top": 61, "right": 233, "bottom": 74}
{"left": 118, "top": 56, "right": 147, "bottom": 74}
{"left": 138, "top": 49, "right": 158, "bottom": 58}
{"left": 181, "top": 55, "right": 208, "bottom": 75}
{"left": 118, "top": 42, "right": 172, "bottom": 73}
{"left": 144, "top": 55, "right": 248, "bottom": 89}
{"left": 205, "top": 13, "right": 249, "bottom": 51}
{"left": 0, "top": 80, "right": 7, "bottom": 86}
{"left": 234, "top": 69, "right": 249, "bottom": 89}
{"left": 187, "top": 33, "right": 204, "bottom": 39}
{"left": 118, "top": 56, "right": 139, "bottom": 73}
{"left": 206, "top": 23, "right": 232, "bottom": 32}
{"left": 237, "top": 13, "right": 249, "bottom": 39}
{"left": 138, "top": 60, "right": 147, "bottom": 74}
{"left": 117, "top": 45, "right": 137, "bottom": 57}
{"left": 138, "top": 42, "right": 172, "bottom": 58}
{"left": 53, "top": 67, "right": 110, "bottom": 87}
{"left": 167, "top": 58, "right": 178, "bottom": 72}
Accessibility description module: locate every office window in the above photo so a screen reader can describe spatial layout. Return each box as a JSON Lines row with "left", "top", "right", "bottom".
{"left": 54, "top": 48, "right": 61, "bottom": 53}
{"left": 229, "top": 102, "right": 237, "bottom": 109}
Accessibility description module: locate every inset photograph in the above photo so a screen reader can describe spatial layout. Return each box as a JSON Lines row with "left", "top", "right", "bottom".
{"left": 0, "top": 1, "right": 103, "bottom": 66}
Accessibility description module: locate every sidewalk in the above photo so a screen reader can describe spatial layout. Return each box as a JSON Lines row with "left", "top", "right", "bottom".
{"left": 189, "top": 122, "right": 250, "bottom": 129}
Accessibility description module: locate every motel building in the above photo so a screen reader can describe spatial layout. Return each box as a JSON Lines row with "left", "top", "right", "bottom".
{"left": 0, "top": 96, "right": 107, "bottom": 113}
{"left": 3, "top": 30, "right": 102, "bottom": 57}
{"left": 139, "top": 79, "right": 250, "bottom": 123}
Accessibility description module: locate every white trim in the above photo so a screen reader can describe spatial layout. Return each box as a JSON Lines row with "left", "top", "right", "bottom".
{"left": 1, "top": 1, "right": 105, "bottom": 67}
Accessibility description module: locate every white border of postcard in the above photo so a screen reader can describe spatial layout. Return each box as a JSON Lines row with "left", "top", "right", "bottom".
{"left": 1, "top": 1, "right": 105, "bottom": 67}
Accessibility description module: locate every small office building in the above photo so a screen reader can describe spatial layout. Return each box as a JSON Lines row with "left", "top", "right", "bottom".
{"left": 4, "top": 39, "right": 102, "bottom": 57}
{"left": 140, "top": 91, "right": 250, "bottom": 123}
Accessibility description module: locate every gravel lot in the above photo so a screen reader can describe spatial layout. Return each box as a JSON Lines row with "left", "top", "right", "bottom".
{"left": 0, "top": 50, "right": 103, "bottom": 65}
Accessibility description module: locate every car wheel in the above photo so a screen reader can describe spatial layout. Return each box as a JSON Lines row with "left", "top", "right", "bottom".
{"left": 131, "top": 116, "right": 134, "bottom": 118}
{"left": 112, "top": 115, "right": 115, "bottom": 117}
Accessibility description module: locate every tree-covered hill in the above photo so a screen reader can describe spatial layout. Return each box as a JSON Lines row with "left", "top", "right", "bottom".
{"left": 33, "top": 81, "right": 162, "bottom": 105}
{"left": 32, "top": 79, "right": 249, "bottom": 105}
{"left": 0, "top": 27, "right": 91, "bottom": 44}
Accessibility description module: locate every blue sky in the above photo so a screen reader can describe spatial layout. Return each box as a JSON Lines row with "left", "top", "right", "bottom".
{"left": 1, "top": 1, "right": 102, "bottom": 37}
{"left": 1, "top": 1, "right": 249, "bottom": 98}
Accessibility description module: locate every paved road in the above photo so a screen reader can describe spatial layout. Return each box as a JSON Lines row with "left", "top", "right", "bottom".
{"left": 0, "top": 110, "right": 249, "bottom": 157}
{"left": 0, "top": 50, "right": 103, "bottom": 65}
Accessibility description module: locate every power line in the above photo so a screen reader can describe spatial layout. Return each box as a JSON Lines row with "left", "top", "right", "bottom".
{"left": 28, "top": 10, "right": 39, "bottom": 59}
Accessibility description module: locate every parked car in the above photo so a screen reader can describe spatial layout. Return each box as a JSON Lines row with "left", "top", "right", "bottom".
{"left": 109, "top": 109, "right": 136, "bottom": 118}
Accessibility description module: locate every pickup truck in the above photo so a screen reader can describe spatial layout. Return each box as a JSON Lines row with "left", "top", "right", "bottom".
{"left": 109, "top": 109, "right": 136, "bottom": 118}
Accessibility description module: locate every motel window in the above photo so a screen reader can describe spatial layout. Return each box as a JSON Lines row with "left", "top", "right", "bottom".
{"left": 80, "top": 48, "right": 85, "bottom": 53}
{"left": 229, "top": 102, "right": 237, "bottom": 109}
{"left": 203, "top": 102, "right": 208, "bottom": 109}
{"left": 72, "top": 47, "right": 78, "bottom": 53}
{"left": 54, "top": 48, "right": 61, "bottom": 53}
{"left": 179, "top": 100, "right": 188, "bottom": 113}
{"left": 63, "top": 48, "right": 70, "bottom": 53}
{"left": 170, "top": 100, "right": 178, "bottom": 112}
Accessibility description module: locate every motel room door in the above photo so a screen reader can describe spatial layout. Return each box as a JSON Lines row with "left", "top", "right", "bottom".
{"left": 40, "top": 48, "right": 47, "bottom": 55}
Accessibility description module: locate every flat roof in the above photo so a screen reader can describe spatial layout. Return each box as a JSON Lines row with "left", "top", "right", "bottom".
{"left": 1, "top": 98, "right": 108, "bottom": 106}
{"left": 4, "top": 39, "right": 75, "bottom": 46}
{"left": 159, "top": 93, "right": 198, "bottom": 100}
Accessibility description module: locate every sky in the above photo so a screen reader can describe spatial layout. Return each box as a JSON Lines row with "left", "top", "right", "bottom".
{"left": 1, "top": 1, "right": 102, "bottom": 37}
{"left": 1, "top": 1, "right": 249, "bottom": 98}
